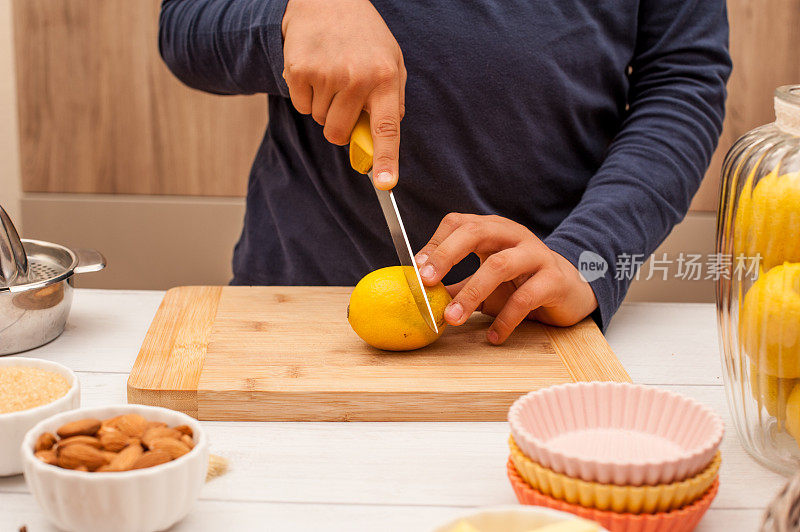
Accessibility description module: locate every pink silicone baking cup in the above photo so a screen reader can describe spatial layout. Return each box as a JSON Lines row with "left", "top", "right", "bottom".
{"left": 508, "top": 382, "right": 723, "bottom": 486}
{"left": 508, "top": 460, "right": 718, "bottom": 532}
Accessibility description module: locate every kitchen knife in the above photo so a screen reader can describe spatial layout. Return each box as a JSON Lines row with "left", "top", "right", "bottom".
{"left": 349, "top": 111, "right": 439, "bottom": 334}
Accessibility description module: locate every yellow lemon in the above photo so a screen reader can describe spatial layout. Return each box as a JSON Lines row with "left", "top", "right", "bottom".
{"left": 732, "top": 165, "right": 757, "bottom": 259}
{"left": 734, "top": 168, "right": 800, "bottom": 270}
{"left": 785, "top": 382, "right": 800, "bottom": 442}
{"left": 750, "top": 365, "right": 797, "bottom": 422}
{"left": 348, "top": 266, "right": 451, "bottom": 351}
{"left": 740, "top": 263, "right": 800, "bottom": 378}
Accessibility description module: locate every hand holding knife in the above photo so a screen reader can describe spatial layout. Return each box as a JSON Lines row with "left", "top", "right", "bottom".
{"left": 348, "top": 112, "right": 439, "bottom": 334}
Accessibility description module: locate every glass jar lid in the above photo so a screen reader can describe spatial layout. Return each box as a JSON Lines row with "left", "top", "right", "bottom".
{"left": 775, "top": 85, "right": 800, "bottom": 136}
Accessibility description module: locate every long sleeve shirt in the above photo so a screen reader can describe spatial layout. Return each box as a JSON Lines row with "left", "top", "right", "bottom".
{"left": 159, "top": 0, "right": 731, "bottom": 330}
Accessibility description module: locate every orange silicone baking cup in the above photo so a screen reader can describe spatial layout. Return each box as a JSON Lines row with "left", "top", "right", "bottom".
{"left": 508, "top": 460, "right": 718, "bottom": 532}
{"left": 509, "top": 436, "right": 721, "bottom": 514}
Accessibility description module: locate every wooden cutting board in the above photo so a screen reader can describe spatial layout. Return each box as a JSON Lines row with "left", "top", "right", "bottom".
{"left": 127, "top": 286, "right": 630, "bottom": 421}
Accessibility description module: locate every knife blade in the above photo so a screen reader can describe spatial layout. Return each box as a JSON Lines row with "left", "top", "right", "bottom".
{"left": 349, "top": 112, "right": 439, "bottom": 334}
{"left": 369, "top": 170, "right": 438, "bottom": 334}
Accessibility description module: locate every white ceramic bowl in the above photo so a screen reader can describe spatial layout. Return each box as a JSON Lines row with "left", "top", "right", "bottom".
{"left": 433, "top": 506, "right": 608, "bottom": 531}
{"left": 22, "top": 404, "right": 209, "bottom": 532}
{"left": 0, "top": 357, "right": 80, "bottom": 476}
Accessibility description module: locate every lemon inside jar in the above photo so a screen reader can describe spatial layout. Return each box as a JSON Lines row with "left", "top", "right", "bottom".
{"left": 734, "top": 169, "right": 800, "bottom": 270}
{"left": 741, "top": 263, "right": 800, "bottom": 379}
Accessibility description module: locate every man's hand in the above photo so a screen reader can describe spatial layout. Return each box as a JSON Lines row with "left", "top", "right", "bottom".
{"left": 282, "top": 0, "right": 405, "bottom": 190}
{"left": 415, "top": 214, "right": 598, "bottom": 344}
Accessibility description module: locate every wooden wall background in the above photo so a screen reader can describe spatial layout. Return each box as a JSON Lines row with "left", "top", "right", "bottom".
{"left": 12, "top": 0, "right": 800, "bottom": 209}
{"left": 13, "top": 0, "right": 264, "bottom": 196}
{"left": 692, "top": 0, "right": 800, "bottom": 210}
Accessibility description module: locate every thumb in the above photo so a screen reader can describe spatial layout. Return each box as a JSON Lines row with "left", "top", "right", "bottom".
{"left": 367, "top": 91, "right": 401, "bottom": 190}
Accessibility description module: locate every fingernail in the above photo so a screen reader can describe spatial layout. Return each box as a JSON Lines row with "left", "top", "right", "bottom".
{"left": 415, "top": 253, "right": 428, "bottom": 265}
{"left": 375, "top": 171, "right": 394, "bottom": 187}
{"left": 420, "top": 264, "right": 435, "bottom": 280}
{"left": 445, "top": 302, "right": 463, "bottom": 323}
{"left": 487, "top": 330, "right": 500, "bottom": 344}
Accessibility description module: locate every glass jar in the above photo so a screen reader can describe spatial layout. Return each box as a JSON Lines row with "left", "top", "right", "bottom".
{"left": 717, "top": 85, "right": 800, "bottom": 474}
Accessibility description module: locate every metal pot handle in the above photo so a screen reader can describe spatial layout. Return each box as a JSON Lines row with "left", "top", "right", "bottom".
{"left": 73, "top": 248, "right": 106, "bottom": 274}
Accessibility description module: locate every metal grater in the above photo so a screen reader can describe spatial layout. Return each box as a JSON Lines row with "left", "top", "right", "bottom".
{"left": 0, "top": 204, "right": 106, "bottom": 355}
{"left": 26, "top": 259, "right": 64, "bottom": 283}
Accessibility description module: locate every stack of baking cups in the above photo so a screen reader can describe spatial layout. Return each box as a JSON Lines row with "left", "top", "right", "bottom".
{"left": 507, "top": 382, "right": 724, "bottom": 532}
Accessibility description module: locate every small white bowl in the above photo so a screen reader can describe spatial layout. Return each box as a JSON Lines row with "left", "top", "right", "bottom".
{"left": 22, "top": 404, "right": 209, "bottom": 532}
{"left": 0, "top": 357, "right": 80, "bottom": 476}
{"left": 433, "top": 506, "right": 608, "bottom": 531}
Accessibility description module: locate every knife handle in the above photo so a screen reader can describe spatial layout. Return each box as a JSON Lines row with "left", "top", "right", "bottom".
{"left": 349, "top": 111, "right": 374, "bottom": 175}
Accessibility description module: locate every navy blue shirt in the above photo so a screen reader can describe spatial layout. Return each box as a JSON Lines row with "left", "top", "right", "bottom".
{"left": 159, "top": 0, "right": 730, "bottom": 329}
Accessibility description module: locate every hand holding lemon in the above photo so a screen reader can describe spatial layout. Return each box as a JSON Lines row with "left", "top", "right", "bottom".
{"left": 347, "top": 211, "right": 600, "bottom": 350}
{"left": 415, "top": 213, "right": 597, "bottom": 344}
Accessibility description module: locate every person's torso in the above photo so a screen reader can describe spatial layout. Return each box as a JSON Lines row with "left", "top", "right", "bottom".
{"left": 233, "top": 0, "right": 638, "bottom": 286}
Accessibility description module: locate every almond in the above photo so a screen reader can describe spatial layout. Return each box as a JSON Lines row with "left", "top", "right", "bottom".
{"left": 98, "top": 416, "right": 122, "bottom": 437}
{"left": 34, "top": 432, "right": 57, "bottom": 452}
{"left": 100, "top": 431, "right": 131, "bottom": 452}
{"left": 174, "top": 425, "right": 193, "bottom": 438}
{"left": 142, "top": 426, "right": 181, "bottom": 448}
{"left": 149, "top": 437, "right": 191, "bottom": 459}
{"left": 56, "top": 418, "right": 101, "bottom": 439}
{"left": 112, "top": 414, "right": 148, "bottom": 438}
{"left": 31, "top": 416, "right": 195, "bottom": 474}
{"left": 132, "top": 449, "right": 171, "bottom": 470}
{"left": 35, "top": 449, "right": 57, "bottom": 465}
{"left": 101, "top": 451, "right": 118, "bottom": 463}
{"left": 57, "top": 435, "right": 102, "bottom": 450}
{"left": 96, "top": 425, "right": 117, "bottom": 439}
{"left": 57, "top": 443, "right": 108, "bottom": 471}
{"left": 107, "top": 442, "right": 143, "bottom": 471}
{"left": 101, "top": 415, "right": 122, "bottom": 429}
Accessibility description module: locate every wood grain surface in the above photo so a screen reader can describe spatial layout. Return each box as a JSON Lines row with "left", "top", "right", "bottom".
{"left": 127, "top": 286, "right": 223, "bottom": 417}
{"left": 127, "top": 286, "right": 630, "bottom": 421}
{"left": 691, "top": 0, "right": 800, "bottom": 211}
{"left": 13, "top": 0, "right": 265, "bottom": 196}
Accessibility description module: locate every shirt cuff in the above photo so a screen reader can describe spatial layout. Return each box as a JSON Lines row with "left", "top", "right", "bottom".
{"left": 258, "top": 0, "right": 291, "bottom": 98}
{"left": 543, "top": 234, "right": 616, "bottom": 333}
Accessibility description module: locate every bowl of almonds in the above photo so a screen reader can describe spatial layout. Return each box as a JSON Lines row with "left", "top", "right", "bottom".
{"left": 21, "top": 404, "right": 208, "bottom": 532}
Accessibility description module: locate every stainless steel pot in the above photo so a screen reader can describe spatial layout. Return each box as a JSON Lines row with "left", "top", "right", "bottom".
{"left": 0, "top": 206, "right": 105, "bottom": 355}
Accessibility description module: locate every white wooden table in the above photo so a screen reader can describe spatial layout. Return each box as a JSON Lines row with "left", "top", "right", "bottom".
{"left": 0, "top": 290, "right": 785, "bottom": 531}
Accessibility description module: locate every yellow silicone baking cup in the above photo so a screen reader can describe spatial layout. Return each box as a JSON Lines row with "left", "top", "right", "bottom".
{"left": 509, "top": 436, "right": 721, "bottom": 514}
